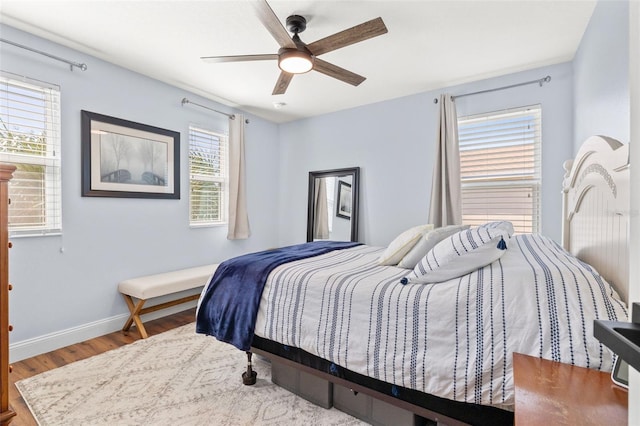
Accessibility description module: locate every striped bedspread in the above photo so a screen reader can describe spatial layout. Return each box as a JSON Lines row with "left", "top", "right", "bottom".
{"left": 254, "top": 234, "right": 627, "bottom": 410}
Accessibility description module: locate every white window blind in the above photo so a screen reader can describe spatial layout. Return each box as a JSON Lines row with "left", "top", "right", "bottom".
{"left": 0, "top": 73, "right": 62, "bottom": 236}
{"left": 458, "top": 105, "right": 542, "bottom": 234}
{"left": 189, "top": 126, "right": 228, "bottom": 226}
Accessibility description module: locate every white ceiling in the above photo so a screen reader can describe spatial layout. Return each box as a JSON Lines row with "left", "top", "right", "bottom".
{"left": 0, "top": 1, "right": 596, "bottom": 123}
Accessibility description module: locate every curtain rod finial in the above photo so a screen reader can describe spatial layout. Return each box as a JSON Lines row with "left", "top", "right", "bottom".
{"left": 539, "top": 76, "right": 551, "bottom": 86}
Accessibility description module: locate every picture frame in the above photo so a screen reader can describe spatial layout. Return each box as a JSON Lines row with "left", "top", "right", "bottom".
{"left": 81, "top": 110, "right": 180, "bottom": 199}
{"left": 336, "top": 180, "right": 352, "bottom": 219}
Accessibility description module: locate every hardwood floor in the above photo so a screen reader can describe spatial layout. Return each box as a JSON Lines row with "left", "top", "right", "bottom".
{"left": 8, "top": 308, "right": 196, "bottom": 425}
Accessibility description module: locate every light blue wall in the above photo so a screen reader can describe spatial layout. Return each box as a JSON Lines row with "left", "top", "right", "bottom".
{"left": 277, "top": 92, "right": 432, "bottom": 248}
{"left": 2, "top": 25, "right": 280, "bottom": 345}
{"left": 277, "top": 63, "right": 574, "bottom": 248}
{"left": 573, "top": 0, "right": 629, "bottom": 150}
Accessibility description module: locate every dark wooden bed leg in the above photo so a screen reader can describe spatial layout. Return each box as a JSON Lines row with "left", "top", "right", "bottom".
{"left": 242, "top": 351, "right": 257, "bottom": 385}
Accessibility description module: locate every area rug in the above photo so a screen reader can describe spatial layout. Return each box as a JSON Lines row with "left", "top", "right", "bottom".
{"left": 16, "top": 323, "right": 365, "bottom": 425}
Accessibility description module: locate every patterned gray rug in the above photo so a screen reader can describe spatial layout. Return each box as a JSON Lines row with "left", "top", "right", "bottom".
{"left": 16, "top": 323, "right": 365, "bottom": 425}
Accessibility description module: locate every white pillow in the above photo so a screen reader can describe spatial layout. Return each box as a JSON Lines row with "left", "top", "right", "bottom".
{"left": 397, "top": 224, "right": 470, "bottom": 269}
{"left": 378, "top": 224, "right": 434, "bottom": 266}
{"left": 404, "top": 221, "right": 514, "bottom": 284}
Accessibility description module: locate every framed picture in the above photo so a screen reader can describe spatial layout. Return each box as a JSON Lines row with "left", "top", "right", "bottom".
{"left": 336, "top": 181, "right": 352, "bottom": 219}
{"left": 81, "top": 110, "right": 180, "bottom": 199}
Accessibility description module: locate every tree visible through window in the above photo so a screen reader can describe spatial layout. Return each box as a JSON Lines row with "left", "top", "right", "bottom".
{"left": 0, "top": 74, "right": 62, "bottom": 236}
{"left": 457, "top": 105, "right": 542, "bottom": 234}
{"left": 189, "top": 126, "right": 228, "bottom": 225}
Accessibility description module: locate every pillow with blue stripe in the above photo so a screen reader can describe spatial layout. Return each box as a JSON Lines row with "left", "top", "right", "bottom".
{"left": 403, "top": 221, "right": 514, "bottom": 284}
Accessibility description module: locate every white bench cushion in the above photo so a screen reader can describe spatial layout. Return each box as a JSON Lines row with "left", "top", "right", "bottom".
{"left": 118, "top": 264, "right": 218, "bottom": 300}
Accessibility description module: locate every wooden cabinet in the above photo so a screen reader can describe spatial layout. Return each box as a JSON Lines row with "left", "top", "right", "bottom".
{"left": 0, "top": 164, "right": 16, "bottom": 426}
{"left": 513, "top": 352, "right": 628, "bottom": 425}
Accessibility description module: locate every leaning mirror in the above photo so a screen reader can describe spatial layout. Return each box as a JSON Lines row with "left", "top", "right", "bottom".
{"left": 307, "top": 167, "right": 360, "bottom": 242}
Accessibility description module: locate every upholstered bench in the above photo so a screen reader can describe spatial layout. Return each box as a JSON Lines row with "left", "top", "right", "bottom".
{"left": 118, "top": 264, "right": 218, "bottom": 338}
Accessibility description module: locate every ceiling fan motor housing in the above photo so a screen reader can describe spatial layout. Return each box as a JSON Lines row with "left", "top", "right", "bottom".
{"left": 280, "top": 14, "right": 314, "bottom": 73}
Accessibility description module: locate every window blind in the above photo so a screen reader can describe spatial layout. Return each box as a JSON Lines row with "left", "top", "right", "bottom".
{"left": 0, "top": 73, "right": 62, "bottom": 236}
{"left": 189, "top": 126, "right": 228, "bottom": 225}
{"left": 458, "top": 105, "right": 541, "bottom": 234}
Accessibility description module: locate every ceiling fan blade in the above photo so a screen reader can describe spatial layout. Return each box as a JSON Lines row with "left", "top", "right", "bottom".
{"left": 201, "top": 54, "right": 278, "bottom": 63}
{"left": 272, "top": 71, "right": 293, "bottom": 95}
{"left": 306, "top": 17, "right": 388, "bottom": 56}
{"left": 253, "top": 0, "right": 296, "bottom": 49}
{"left": 313, "top": 58, "right": 366, "bottom": 87}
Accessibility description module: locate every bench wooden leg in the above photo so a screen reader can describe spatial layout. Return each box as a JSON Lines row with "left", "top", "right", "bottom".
{"left": 122, "top": 294, "right": 149, "bottom": 339}
{"left": 121, "top": 293, "right": 200, "bottom": 339}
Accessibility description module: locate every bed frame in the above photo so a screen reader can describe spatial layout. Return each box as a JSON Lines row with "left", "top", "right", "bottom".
{"left": 562, "top": 135, "right": 630, "bottom": 303}
{"left": 247, "top": 135, "right": 630, "bottom": 426}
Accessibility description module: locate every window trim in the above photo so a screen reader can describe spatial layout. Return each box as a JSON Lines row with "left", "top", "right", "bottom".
{"left": 188, "top": 125, "right": 229, "bottom": 227}
{"left": 0, "top": 72, "right": 62, "bottom": 237}
{"left": 457, "top": 105, "right": 542, "bottom": 234}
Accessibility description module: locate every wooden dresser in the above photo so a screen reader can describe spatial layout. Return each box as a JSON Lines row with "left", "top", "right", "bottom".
{"left": 513, "top": 352, "right": 628, "bottom": 425}
{"left": 0, "top": 164, "right": 16, "bottom": 426}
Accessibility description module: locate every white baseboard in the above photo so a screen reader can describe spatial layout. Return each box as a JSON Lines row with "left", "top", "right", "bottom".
{"left": 9, "top": 301, "right": 198, "bottom": 362}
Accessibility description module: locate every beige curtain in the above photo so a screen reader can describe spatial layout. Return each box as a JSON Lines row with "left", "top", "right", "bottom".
{"left": 313, "top": 178, "right": 329, "bottom": 239}
{"left": 227, "top": 113, "right": 251, "bottom": 239}
{"left": 428, "top": 94, "right": 462, "bottom": 227}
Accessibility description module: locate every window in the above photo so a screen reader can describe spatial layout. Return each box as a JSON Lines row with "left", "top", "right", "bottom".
{"left": 457, "top": 105, "right": 541, "bottom": 234}
{"left": 0, "top": 73, "right": 62, "bottom": 236}
{"left": 189, "top": 126, "right": 228, "bottom": 226}
{"left": 326, "top": 176, "right": 335, "bottom": 233}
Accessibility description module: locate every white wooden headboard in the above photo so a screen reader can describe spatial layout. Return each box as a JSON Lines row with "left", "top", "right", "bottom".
{"left": 562, "top": 135, "right": 630, "bottom": 303}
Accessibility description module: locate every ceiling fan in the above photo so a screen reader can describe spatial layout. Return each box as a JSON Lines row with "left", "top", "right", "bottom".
{"left": 201, "top": 0, "right": 388, "bottom": 95}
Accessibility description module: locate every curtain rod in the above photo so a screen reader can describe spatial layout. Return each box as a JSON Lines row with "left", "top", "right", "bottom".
{"left": 181, "top": 98, "right": 250, "bottom": 124}
{"left": 433, "top": 75, "right": 551, "bottom": 103}
{"left": 0, "top": 38, "right": 87, "bottom": 71}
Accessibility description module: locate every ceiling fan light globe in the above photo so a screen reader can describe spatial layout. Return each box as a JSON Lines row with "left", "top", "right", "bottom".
{"left": 278, "top": 49, "right": 314, "bottom": 74}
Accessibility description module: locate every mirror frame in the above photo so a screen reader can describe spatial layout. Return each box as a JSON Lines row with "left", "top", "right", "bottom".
{"left": 307, "top": 167, "right": 360, "bottom": 242}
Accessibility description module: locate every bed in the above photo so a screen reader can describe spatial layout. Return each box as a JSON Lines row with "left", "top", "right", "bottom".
{"left": 196, "top": 135, "right": 629, "bottom": 426}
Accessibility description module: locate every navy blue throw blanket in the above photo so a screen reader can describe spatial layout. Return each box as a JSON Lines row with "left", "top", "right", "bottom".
{"left": 196, "top": 240, "right": 361, "bottom": 351}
